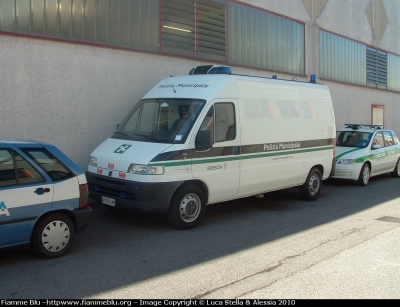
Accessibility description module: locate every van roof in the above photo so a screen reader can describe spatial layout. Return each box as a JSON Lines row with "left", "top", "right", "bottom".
{"left": 142, "top": 73, "right": 329, "bottom": 102}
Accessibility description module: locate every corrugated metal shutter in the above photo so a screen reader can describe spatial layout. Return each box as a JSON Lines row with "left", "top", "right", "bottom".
{"left": 367, "top": 47, "right": 387, "bottom": 88}
{"left": 161, "top": 0, "right": 226, "bottom": 61}
{"left": 161, "top": 0, "right": 195, "bottom": 56}
{"left": 197, "top": 0, "right": 226, "bottom": 61}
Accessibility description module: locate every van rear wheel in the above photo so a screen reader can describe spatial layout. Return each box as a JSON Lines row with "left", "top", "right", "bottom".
{"left": 299, "top": 168, "right": 322, "bottom": 201}
{"left": 168, "top": 185, "right": 206, "bottom": 230}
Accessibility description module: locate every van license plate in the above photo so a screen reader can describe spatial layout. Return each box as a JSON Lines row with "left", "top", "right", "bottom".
{"left": 102, "top": 196, "right": 115, "bottom": 207}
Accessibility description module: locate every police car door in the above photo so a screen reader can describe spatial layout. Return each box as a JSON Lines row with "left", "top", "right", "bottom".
{"left": 191, "top": 101, "right": 240, "bottom": 202}
{"left": 370, "top": 132, "right": 387, "bottom": 175}
{"left": 0, "top": 148, "right": 53, "bottom": 248}
{"left": 382, "top": 130, "right": 397, "bottom": 171}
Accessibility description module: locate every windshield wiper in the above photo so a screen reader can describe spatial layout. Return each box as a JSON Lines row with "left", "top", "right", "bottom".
{"left": 114, "top": 132, "right": 166, "bottom": 143}
{"left": 131, "top": 133, "right": 158, "bottom": 141}
{"left": 113, "top": 131, "right": 131, "bottom": 138}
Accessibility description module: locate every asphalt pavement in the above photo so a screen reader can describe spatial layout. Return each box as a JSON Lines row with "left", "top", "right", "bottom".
{"left": 1, "top": 176, "right": 400, "bottom": 299}
{"left": 240, "top": 225, "right": 400, "bottom": 299}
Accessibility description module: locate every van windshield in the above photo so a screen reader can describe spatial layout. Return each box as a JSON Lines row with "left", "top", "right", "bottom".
{"left": 113, "top": 98, "right": 206, "bottom": 144}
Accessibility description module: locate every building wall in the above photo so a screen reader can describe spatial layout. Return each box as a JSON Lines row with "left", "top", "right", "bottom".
{"left": 1, "top": 0, "right": 400, "bottom": 170}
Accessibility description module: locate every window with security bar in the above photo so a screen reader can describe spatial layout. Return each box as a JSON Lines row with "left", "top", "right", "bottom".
{"left": 227, "top": 1, "right": 305, "bottom": 75}
{"left": 0, "top": 0, "right": 160, "bottom": 51}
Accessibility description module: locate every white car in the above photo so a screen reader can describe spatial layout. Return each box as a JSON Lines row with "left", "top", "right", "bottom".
{"left": 333, "top": 124, "right": 400, "bottom": 186}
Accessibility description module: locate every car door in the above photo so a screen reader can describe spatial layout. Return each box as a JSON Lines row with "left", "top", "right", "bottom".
{"left": 382, "top": 130, "right": 397, "bottom": 171}
{"left": 370, "top": 132, "right": 387, "bottom": 175}
{"left": 0, "top": 148, "right": 53, "bottom": 248}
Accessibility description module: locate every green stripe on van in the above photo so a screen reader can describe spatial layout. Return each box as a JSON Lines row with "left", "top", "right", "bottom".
{"left": 150, "top": 145, "right": 334, "bottom": 167}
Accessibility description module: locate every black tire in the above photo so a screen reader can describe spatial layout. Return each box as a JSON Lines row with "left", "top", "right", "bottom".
{"left": 168, "top": 185, "right": 206, "bottom": 230}
{"left": 357, "top": 163, "right": 370, "bottom": 186}
{"left": 31, "top": 213, "right": 75, "bottom": 259}
{"left": 390, "top": 158, "right": 400, "bottom": 178}
{"left": 299, "top": 168, "right": 322, "bottom": 201}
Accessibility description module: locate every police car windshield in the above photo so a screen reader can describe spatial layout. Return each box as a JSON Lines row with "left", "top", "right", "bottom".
{"left": 336, "top": 131, "right": 373, "bottom": 148}
{"left": 113, "top": 98, "right": 206, "bottom": 144}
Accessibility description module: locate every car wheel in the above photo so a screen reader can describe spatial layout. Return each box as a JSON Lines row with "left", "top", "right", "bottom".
{"left": 299, "top": 168, "right": 322, "bottom": 201}
{"left": 357, "top": 163, "right": 370, "bottom": 186}
{"left": 390, "top": 158, "right": 400, "bottom": 177}
{"left": 168, "top": 185, "right": 206, "bottom": 230}
{"left": 31, "top": 213, "right": 75, "bottom": 259}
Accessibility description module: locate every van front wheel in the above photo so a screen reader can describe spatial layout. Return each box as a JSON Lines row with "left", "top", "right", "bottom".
{"left": 299, "top": 168, "right": 322, "bottom": 201}
{"left": 168, "top": 185, "right": 206, "bottom": 230}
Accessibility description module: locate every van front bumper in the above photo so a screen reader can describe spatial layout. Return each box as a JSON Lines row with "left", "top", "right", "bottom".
{"left": 85, "top": 172, "right": 183, "bottom": 213}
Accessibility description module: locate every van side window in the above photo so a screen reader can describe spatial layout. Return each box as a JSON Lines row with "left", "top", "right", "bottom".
{"left": 0, "top": 149, "right": 45, "bottom": 187}
{"left": 199, "top": 106, "right": 215, "bottom": 143}
{"left": 215, "top": 103, "right": 236, "bottom": 142}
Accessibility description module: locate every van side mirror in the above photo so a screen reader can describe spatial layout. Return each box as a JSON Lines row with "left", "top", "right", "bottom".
{"left": 372, "top": 144, "right": 382, "bottom": 150}
{"left": 195, "top": 130, "right": 212, "bottom": 150}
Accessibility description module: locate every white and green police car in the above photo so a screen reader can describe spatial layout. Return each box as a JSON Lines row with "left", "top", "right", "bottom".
{"left": 0, "top": 138, "right": 92, "bottom": 258}
{"left": 333, "top": 124, "right": 400, "bottom": 186}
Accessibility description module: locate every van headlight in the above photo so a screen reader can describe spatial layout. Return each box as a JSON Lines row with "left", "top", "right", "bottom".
{"left": 337, "top": 159, "right": 356, "bottom": 165}
{"left": 89, "top": 156, "right": 97, "bottom": 167}
{"left": 127, "top": 164, "right": 164, "bottom": 175}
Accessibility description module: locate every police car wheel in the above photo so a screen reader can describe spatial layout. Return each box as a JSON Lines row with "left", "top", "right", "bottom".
{"left": 357, "top": 163, "right": 370, "bottom": 186}
{"left": 299, "top": 168, "right": 322, "bottom": 201}
{"left": 390, "top": 158, "right": 400, "bottom": 177}
{"left": 31, "top": 213, "right": 75, "bottom": 258}
{"left": 168, "top": 185, "right": 206, "bottom": 230}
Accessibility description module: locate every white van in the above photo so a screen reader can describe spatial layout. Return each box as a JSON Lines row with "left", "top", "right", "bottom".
{"left": 86, "top": 65, "right": 336, "bottom": 229}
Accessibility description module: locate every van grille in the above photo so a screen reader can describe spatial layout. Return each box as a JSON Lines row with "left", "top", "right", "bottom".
{"left": 88, "top": 176, "right": 135, "bottom": 200}
{"left": 92, "top": 176, "right": 126, "bottom": 186}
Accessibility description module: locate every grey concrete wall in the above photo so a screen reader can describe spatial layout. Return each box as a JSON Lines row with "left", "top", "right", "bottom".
{"left": 0, "top": 35, "right": 199, "bottom": 169}
{"left": 244, "top": 0, "right": 400, "bottom": 53}
{"left": 0, "top": 35, "right": 278, "bottom": 170}
{"left": 326, "top": 81, "right": 400, "bottom": 134}
{"left": 1, "top": 0, "right": 400, "bottom": 170}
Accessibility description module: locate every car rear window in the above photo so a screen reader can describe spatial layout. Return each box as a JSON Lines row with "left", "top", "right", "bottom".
{"left": 22, "top": 148, "right": 74, "bottom": 182}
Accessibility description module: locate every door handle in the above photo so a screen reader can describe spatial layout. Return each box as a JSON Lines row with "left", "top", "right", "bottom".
{"left": 34, "top": 188, "right": 51, "bottom": 195}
